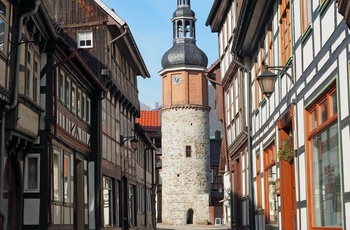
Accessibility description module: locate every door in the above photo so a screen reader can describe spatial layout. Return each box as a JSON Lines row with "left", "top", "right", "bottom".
{"left": 2, "top": 158, "right": 16, "bottom": 230}
{"left": 278, "top": 112, "right": 297, "bottom": 230}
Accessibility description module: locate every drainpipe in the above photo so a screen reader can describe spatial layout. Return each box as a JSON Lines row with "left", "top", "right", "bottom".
{"left": 0, "top": 1, "right": 41, "bottom": 229}
{"left": 108, "top": 25, "right": 128, "bottom": 83}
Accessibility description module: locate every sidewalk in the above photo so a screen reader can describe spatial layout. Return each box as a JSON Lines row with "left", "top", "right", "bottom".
{"left": 156, "top": 223, "right": 230, "bottom": 230}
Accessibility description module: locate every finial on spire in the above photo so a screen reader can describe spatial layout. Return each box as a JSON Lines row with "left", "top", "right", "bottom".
{"left": 177, "top": 0, "right": 190, "bottom": 7}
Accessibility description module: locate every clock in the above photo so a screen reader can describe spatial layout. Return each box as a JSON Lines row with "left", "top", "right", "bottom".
{"left": 172, "top": 75, "right": 182, "bottom": 85}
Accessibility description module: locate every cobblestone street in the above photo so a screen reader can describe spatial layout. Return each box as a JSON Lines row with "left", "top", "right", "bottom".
{"left": 156, "top": 223, "right": 230, "bottom": 230}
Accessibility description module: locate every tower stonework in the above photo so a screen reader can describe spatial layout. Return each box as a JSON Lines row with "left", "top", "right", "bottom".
{"left": 159, "top": 0, "right": 210, "bottom": 225}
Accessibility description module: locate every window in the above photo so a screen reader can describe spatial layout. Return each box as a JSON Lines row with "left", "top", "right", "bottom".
{"left": 264, "top": 143, "right": 277, "bottom": 224}
{"left": 71, "top": 83, "right": 76, "bottom": 114}
{"left": 53, "top": 148, "right": 61, "bottom": 201}
{"left": 306, "top": 86, "right": 341, "bottom": 228}
{"left": 78, "top": 31, "right": 93, "bottom": 48}
{"left": 0, "top": 1, "right": 9, "bottom": 53}
{"left": 24, "top": 154, "right": 40, "bottom": 192}
{"left": 210, "top": 169, "right": 214, "bottom": 183}
{"left": 33, "top": 58, "right": 40, "bottom": 103}
{"left": 185, "top": 145, "right": 192, "bottom": 157}
{"left": 103, "top": 176, "right": 114, "bottom": 226}
{"left": 63, "top": 155, "right": 70, "bottom": 202}
{"left": 302, "top": 0, "right": 312, "bottom": 33}
{"left": 65, "top": 76, "right": 71, "bottom": 110}
{"left": 280, "top": 0, "right": 291, "bottom": 64}
{"left": 77, "top": 88, "right": 81, "bottom": 117}
{"left": 25, "top": 51, "right": 33, "bottom": 98}
{"left": 86, "top": 98, "right": 91, "bottom": 124}
{"left": 58, "top": 71, "right": 65, "bottom": 103}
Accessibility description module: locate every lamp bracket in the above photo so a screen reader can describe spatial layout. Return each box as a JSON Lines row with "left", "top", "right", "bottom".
{"left": 265, "top": 64, "right": 293, "bottom": 83}
{"left": 120, "top": 135, "right": 135, "bottom": 146}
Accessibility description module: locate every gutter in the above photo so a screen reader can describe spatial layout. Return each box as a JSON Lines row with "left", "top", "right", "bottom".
{"left": 0, "top": 1, "right": 41, "bottom": 229}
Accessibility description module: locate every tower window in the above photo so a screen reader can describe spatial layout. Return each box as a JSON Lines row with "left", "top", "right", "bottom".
{"left": 185, "top": 146, "right": 192, "bottom": 157}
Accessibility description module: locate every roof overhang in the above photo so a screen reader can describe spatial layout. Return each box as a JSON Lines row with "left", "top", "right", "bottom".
{"left": 232, "top": 0, "right": 275, "bottom": 57}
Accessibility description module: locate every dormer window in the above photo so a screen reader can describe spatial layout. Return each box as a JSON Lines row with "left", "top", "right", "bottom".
{"left": 77, "top": 31, "right": 93, "bottom": 48}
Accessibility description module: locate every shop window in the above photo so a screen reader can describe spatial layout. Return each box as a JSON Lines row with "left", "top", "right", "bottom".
{"left": 53, "top": 149, "right": 61, "bottom": 201}
{"left": 306, "top": 86, "right": 341, "bottom": 228}
{"left": 103, "top": 176, "right": 114, "bottom": 226}
{"left": 63, "top": 155, "right": 70, "bottom": 203}
{"left": 24, "top": 154, "right": 40, "bottom": 192}
{"left": 264, "top": 143, "right": 277, "bottom": 224}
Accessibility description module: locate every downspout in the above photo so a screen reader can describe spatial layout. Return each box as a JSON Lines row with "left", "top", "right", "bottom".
{"left": 108, "top": 25, "right": 128, "bottom": 83}
{"left": 0, "top": 1, "right": 41, "bottom": 229}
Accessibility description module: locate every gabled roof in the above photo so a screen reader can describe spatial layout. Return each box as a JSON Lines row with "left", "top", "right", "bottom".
{"left": 136, "top": 111, "right": 161, "bottom": 138}
{"left": 93, "top": 0, "right": 126, "bottom": 26}
{"left": 93, "top": 0, "right": 150, "bottom": 78}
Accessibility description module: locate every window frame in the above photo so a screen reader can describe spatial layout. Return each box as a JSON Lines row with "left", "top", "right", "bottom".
{"left": 301, "top": 0, "right": 312, "bottom": 34}
{"left": 63, "top": 154, "right": 71, "bottom": 203}
{"left": 0, "top": 0, "right": 9, "bottom": 55}
{"left": 77, "top": 31, "right": 93, "bottom": 49}
{"left": 306, "top": 85, "right": 341, "bottom": 229}
{"left": 263, "top": 143, "right": 277, "bottom": 224}
{"left": 53, "top": 148, "right": 62, "bottom": 202}
{"left": 103, "top": 176, "right": 114, "bottom": 227}
{"left": 185, "top": 145, "right": 192, "bottom": 158}
{"left": 280, "top": 0, "right": 291, "bottom": 65}
{"left": 24, "top": 153, "right": 40, "bottom": 193}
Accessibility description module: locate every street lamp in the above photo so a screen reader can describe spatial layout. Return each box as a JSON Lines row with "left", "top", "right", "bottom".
{"left": 257, "top": 65, "right": 293, "bottom": 97}
{"left": 120, "top": 135, "right": 139, "bottom": 151}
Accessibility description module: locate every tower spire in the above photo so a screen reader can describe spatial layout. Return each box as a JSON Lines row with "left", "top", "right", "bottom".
{"left": 173, "top": 0, "right": 196, "bottom": 43}
{"left": 161, "top": 1, "right": 207, "bottom": 69}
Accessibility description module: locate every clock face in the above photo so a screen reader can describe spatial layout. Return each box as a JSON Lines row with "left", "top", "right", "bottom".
{"left": 172, "top": 75, "right": 182, "bottom": 85}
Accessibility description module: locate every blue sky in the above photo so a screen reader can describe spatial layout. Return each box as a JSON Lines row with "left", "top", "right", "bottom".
{"left": 103, "top": 0, "right": 218, "bottom": 109}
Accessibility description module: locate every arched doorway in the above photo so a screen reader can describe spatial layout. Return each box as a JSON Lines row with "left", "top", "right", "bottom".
{"left": 3, "top": 158, "right": 17, "bottom": 229}
{"left": 186, "top": 208, "right": 194, "bottom": 224}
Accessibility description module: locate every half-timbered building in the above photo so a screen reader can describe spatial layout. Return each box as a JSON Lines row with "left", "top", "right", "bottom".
{"left": 42, "top": 0, "right": 153, "bottom": 229}
{"left": 0, "top": 1, "right": 60, "bottom": 229}
{"left": 207, "top": 0, "right": 350, "bottom": 230}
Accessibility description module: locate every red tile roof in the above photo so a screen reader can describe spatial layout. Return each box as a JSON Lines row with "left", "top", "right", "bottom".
{"left": 136, "top": 110, "right": 161, "bottom": 137}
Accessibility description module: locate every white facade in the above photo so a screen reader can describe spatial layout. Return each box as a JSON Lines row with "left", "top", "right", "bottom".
{"left": 209, "top": 0, "right": 350, "bottom": 229}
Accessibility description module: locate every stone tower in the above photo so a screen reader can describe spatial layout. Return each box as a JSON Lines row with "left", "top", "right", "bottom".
{"left": 159, "top": 0, "right": 210, "bottom": 225}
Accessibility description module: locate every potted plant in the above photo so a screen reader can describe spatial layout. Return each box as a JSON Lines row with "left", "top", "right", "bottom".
{"left": 277, "top": 136, "right": 294, "bottom": 163}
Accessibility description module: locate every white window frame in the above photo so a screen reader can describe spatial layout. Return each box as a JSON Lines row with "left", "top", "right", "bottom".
{"left": 77, "top": 31, "right": 93, "bottom": 48}
{"left": 53, "top": 148, "right": 62, "bottom": 201}
{"left": 103, "top": 176, "right": 113, "bottom": 226}
{"left": 24, "top": 153, "right": 40, "bottom": 193}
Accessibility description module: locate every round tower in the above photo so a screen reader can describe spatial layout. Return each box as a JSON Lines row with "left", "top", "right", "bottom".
{"left": 159, "top": 0, "right": 210, "bottom": 225}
